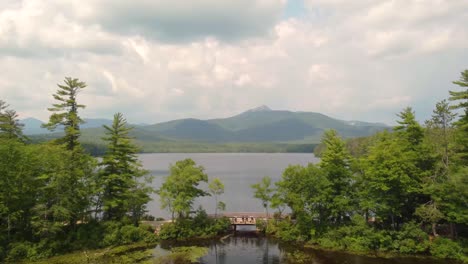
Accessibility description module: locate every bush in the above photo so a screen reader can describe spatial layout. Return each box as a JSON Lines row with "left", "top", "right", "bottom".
{"left": 102, "top": 221, "right": 157, "bottom": 246}
{"left": 430, "top": 237, "right": 463, "bottom": 259}
{"left": 158, "top": 210, "right": 229, "bottom": 240}
{"left": 6, "top": 242, "right": 37, "bottom": 261}
{"left": 265, "top": 219, "right": 304, "bottom": 242}
{"left": 393, "top": 222, "right": 429, "bottom": 254}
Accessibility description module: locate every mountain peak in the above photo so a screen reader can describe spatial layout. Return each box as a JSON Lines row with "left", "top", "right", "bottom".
{"left": 246, "top": 105, "right": 272, "bottom": 113}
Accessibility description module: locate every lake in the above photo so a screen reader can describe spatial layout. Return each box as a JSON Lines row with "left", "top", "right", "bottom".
{"left": 141, "top": 153, "right": 453, "bottom": 264}
{"left": 140, "top": 153, "right": 318, "bottom": 218}
{"left": 157, "top": 233, "right": 453, "bottom": 264}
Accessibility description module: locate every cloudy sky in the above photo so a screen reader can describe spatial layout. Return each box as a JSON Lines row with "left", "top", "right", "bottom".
{"left": 0, "top": 0, "right": 467, "bottom": 125}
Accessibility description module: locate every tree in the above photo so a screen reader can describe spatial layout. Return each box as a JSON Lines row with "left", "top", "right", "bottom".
{"left": 0, "top": 101, "right": 26, "bottom": 141}
{"left": 449, "top": 69, "right": 468, "bottom": 164}
{"left": 319, "top": 130, "right": 354, "bottom": 224}
{"left": 40, "top": 77, "right": 96, "bottom": 229}
{"left": 251, "top": 176, "right": 274, "bottom": 218}
{"left": 0, "top": 109, "right": 26, "bottom": 141}
{"left": 158, "top": 159, "right": 209, "bottom": 220}
{"left": 425, "top": 100, "right": 456, "bottom": 176}
{"left": 208, "top": 178, "right": 225, "bottom": 218}
{"left": 276, "top": 164, "right": 330, "bottom": 235}
{"left": 98, "top": 113, "right": 152, "bottom": 224}
{"left": 359, "top": 131, "right": 424, "bottom": 229}
{"left": 417, "top": 100, "right": 456, "bottom": 237}
{"left": 42, "top": 77, "right": 86, "bottom": 150}
{"left": 395, "top": 107, "right": 424, "bottom": 147}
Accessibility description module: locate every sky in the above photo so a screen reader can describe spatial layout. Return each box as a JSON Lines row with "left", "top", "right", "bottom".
{"left": 0, "top": 0, "right": 467, "bottom": 125}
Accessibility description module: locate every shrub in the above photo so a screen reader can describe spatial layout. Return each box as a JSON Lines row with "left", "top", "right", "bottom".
{"left": 6, "top": 242, "right": 37, "bottom": 261}
{"left": 393, "top": 222, "right": 429, "bottom": 254}
{"left": 430, "top": 237, "right": 463, "bottom": 259}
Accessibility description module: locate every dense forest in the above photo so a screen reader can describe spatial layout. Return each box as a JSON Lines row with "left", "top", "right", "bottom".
{"left": 0, "top": 78, "right": 157, "bottom": 262}
{"left": 251, "top": 70, "right": 468, "bottom": 261}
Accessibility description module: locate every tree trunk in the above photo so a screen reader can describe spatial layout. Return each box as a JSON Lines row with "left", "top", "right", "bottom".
{"left": 432, "top": 223, "right": 438, "bottom": 237}
{"left": 214, "top": 196, "right": 218, "bottom": 218}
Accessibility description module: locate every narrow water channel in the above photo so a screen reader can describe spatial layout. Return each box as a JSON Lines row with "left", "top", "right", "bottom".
{"left": 157, "top": 231, "right": 454, "bottom": 264}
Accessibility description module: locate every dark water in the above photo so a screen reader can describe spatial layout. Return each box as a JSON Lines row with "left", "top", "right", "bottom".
{"left": 157, "top": 233, "right": 452, "bottom": 264}
{"left": 140, "top": 153, "right": 317, "bottom": 218}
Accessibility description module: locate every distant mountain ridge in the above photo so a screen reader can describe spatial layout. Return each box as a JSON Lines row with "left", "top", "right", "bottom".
{"left": 22, "top": 117, "right": 115, "bottom": 135}
{"left": 25, "top": 106, "right": 389, "bottom": 149}
{"left": 140, "top": 106, "right": 388, "bottom": 143}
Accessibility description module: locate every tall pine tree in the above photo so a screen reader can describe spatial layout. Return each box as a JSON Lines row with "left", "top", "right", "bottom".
{"left": 42, "top": 77, "right": 86, "bottom": 150}
{"left": 41, "top": 77, "right": 95, "bottom": 229}
{"left": 98, "top": 113, "right": 152, "bottom": 224}
{"left": 449, "top": 69, "right": 468, "bottom": 164}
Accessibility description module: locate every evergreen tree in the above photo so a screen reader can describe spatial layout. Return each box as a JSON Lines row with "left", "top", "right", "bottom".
{"left": 41, "top": 77, "right": 95, "bottom": 230}
{"left": 394, "top": 107, "right": 424, "bottom": 147}
{"left": 98, "top": 113, "right": 151, "bottom": 223}
{"left": 42, "top": 77, "right": 86, "bottom": 150}
{"left": 449, "top": 69, "right": 468, "bottom": 164}
{"left": 425, "top": 100, "right": 456, "bottom": 175}
{"left": 0, "top": 109, "right": 26, "bottom": 141}
{"left": 319, "top": 130, "right": 354, "bottom": 224}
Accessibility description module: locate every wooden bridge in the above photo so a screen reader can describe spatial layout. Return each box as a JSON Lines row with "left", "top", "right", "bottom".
{"left": 209, "top": 212, "right": 275, "bottom": 230}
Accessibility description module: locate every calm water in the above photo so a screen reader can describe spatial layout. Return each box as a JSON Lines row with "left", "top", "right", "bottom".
{"left": 143, "top": 153, "right": 452, "bottom": 264}
{"left": 140, "top": 153, "right": 317, "bottom": 218}
{"left": 157, "top": 233, "right": 453, "bottom": 264}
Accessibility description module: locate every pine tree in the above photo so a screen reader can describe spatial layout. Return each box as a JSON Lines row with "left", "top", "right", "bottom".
{"left": 98, "top": 113, "right": 151, "bottom": 223}
{"left": 42, "top": 77, "right": 86, "bottom": 150}
{"left": 395, "top": 107, "right": 424, "bottom": 147}
{"left": 425, "top": 100, "right": 456, "bottom": 178}
{"left": 449, "top": 69, "right": 468, "bottom": 164}
{"left": 40, "top": 77, "right": 95, "bottom": 230}
{"left": 319, "top": 129, "right": 354, "bottom": 224}
{"left": 0, "top": 101, "right": 26, "bottom": 141}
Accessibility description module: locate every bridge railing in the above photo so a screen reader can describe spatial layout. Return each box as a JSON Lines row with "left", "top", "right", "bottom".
{"left": 229, "top": 216, "right": 258, "bottom": 225}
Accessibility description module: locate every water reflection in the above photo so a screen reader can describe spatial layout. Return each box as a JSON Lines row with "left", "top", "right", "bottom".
{"left": 157, "top": 232, "right": 455, "bottom": 264}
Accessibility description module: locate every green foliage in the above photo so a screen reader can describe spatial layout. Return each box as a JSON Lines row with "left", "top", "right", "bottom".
{"left": 42, "top": 77, "right": 86, "bottom": 150}
{"left": 394, "top": 107, "right": 424, "bottom": 147}
{"left": 430, "top": 237, "right": 464, "bottom": 259}
{"left": 158, "top": 159, "right": 209, "bottom": 220}
{"left": 449, "top": 70, "right": 468, "bottom": 164}
{"left": 0, "top": 78, "right": 156, "bottom": 262}
{"left": 319, "top": 129, "right": 354, "bottom": 224}
{"left": 0, "top": 102, "right": 27, "bottom": 141}
{"left": 102, "top": 221, "right": 157, "bottom": 246}
{"left": 251, "top": 176, "right": 274, "bottom": 217}
{"left": 97, "top": 112, "right": 153, "bottom": 224}
{"left": 265, "top": 220, "right": 304, "bottom": 242}
{"left": 158, "top": 209, "right": 230, "bottom": 240}
{"left": 393, "top": 222, "right": 429, "bottom": 254}
{"left": 209, "top": 178, "right": 225, "bottom": 217}
{"left": 154, "top": 246, "right": 208, "bottom": 264}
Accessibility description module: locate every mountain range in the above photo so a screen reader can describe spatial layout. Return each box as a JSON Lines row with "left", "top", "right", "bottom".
{"left": 24, "top": 106, "right": 388, "bottom": 152}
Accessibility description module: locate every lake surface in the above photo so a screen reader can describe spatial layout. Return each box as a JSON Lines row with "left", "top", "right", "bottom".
{"left": 157, "top": 233, "right": 453, "bottom": 264}
{"left": 140, "top": 153, "right": 318, "bottom": 218}
{"left": 143, "top": 153, "right": 453, "bottom": 264}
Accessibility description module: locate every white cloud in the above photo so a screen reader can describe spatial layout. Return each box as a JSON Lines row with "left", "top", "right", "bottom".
{"left": 0, "top": 0, "right": 467, "bottom": 125}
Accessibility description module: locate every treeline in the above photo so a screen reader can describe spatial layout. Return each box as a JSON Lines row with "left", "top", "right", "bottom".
{"left": 31, "top": 134, "right": 317, "bottom": 155}
{"left": 0, "top": 78, "right": 155, "bottom": 262}
{"left": 253, "top": 70, "right": 468, "bottom": 261}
